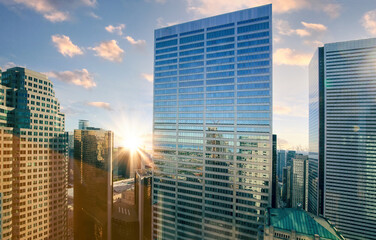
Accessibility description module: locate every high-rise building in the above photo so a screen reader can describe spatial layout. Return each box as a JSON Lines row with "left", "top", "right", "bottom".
{"left": 282, "top": 166, "right": 292, "bottom": 208}
{"left": 271, "top": 134, "right": 277, "bottom": 208}
{"left": 309, "top": 38, "right": 376, "bottom": 239}
{"left": 291, "top": 155, "right": 308, "bottom": 209}
{"left": 78, "top": 119, "right": 89, "bottom": 130}
{"left": 114, "top": 147, "right": 142, "bottom": 180}
{"left": 285, "top": 150, "right": 296, "bottom": 167}
{"left": 135, "top": 168, "right": 153, "bottom": 240}
{"left": 74, "top": 127, "right": 113, "bottom": 240}
{"left": 277, "top": 150, "right": 286, "bottom": 182}
{"left": 0, "top": 67, "right": 67, "bottom": 240}
{"left": 153, "top": 4, "right": 272, "bottom": 239}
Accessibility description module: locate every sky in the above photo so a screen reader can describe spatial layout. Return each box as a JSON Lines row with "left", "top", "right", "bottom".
{"left": 0, "top": 0, "right": 376, "bottom": 150}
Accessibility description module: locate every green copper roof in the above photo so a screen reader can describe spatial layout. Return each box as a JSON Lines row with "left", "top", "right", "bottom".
{"left": 269, "top": 208, "right": 342, "bottom": 240}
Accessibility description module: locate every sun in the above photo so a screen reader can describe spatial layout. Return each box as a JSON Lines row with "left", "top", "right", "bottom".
{"left": 121, "top": 134, "right": 143, "bottom": 152}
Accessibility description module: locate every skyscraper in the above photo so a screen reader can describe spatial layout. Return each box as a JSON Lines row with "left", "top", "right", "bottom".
{"left": 309, "top": 38, "right": 376, "bottom": 239}
{"left": 153, "top": 4, "right": 272, "bottom": 239}
{"left": 0, "top": 67, "right": 67, "bottom": 240}
{"left": 74, "top": 127, "right": 113, "bottom": 240}
{"left": 291, "top": 155, "right": 308, "bottom": 209}
{"left": 277, "top": 150, "right": 286, "bottom": 182}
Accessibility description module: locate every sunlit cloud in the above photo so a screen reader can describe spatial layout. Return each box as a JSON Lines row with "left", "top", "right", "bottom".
{"left": 45, "top": 68, "right": 96, "bottom": 89}
{"left": 303, "top": 40, "right": 323, "bottom": 48}
{"left": 51, "top": 34, "right": 83, "bottom": 57}
{"left": 105, "top": 24, "right": 125, "bottom": 36}
{"left": 0, "top": 0, "right": 96, "bottom": 22}
{"left": 156, "top": 17, "right": 181, "bottom": 28}
{"left": 88, "top": 12, "right": 101, "bottom": 19}
{"left": 362, "top": 10, "right": 376, "bottom": 35}
{"left": 90, "top": 40, "right": 124, "bottom": 62}
{"left": 323, "top": 3, "right": 341, "bottom": 19}
{"left": 141, "top": 73, "right": 153, "bottom": 83}
{"left": 125, "top": 36, "right": 146, "bottom": 47}
{"left": 1, "top": 62, "right": 17, "bottom": 70}
{"left": 274, "top": 48, "right": 312, "bottom": 66}
{"left": 301, "top": 21, "right": 327, "bottom": 32}
{"left": 274, "top": 105, "right": 292, "bottom": 115}
{"left": 87, "top": 102, "right": 112, "bottom": 111}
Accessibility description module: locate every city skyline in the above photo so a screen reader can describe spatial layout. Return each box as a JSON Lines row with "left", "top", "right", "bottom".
{"left": 1, "top": 0, "right": 376, "bottom": 150}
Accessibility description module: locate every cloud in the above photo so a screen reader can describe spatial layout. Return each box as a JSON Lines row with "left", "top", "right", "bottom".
{"left": 87, "top": 102, "right": 112, "bottom": 110}
{"left": 125, "top": 36, "right": 146, "bottom": 47}
{"left": 45, "top": 69, "right": 96, "bottom": 89}
{"left": 88, "top": 12, "right": 101, "bottom": 19}
{"left": 1, "top": 62, "right": 17, "bottom": 70}
{"left": 90, "top": 40, "right": 124, "bottom": 62}
{"left": 276, "top": 20, "right": 327, "bottom": 38}
{"left": 185, "top": 0, "right": 341, "bottom": 18}
{"left": 105, "top": 24, "right": 125, "bottom": 36}
{"left": 1, "top": 0, "right": 96, "bottom": 22}
{"left": 156, "top": 17, "right": 181, "bottom": 28}
{"left": 362, "top": 10, "right": 376, "bottom": 35}
{"left": 274, "top": 105, "right": 292, "bottom": 115}
{"left": 51, "top": 34, "right": 83, "bottom": 57}
{"left": 303, "top": 40, "right": 323, "bottom": 48}
{"left": 141, "top": 73, "right": 153, "bottom": 83}
{"left": 301, "top": 21, "right": 327, "bottom": 31}
{"left": 323, "top": 3, "right": 341, "bottom": 19}
{"left": 274, "top": 48, "right": 312, "bottom": 66}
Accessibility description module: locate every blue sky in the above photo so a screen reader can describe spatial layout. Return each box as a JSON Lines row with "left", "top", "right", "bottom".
{"left": 0, "top": 0, "right": 376, "bottom": 150}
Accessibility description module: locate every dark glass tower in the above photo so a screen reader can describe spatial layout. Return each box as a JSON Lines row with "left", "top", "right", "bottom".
{"left": 153, "top": 4, "right": 273, "bottom": 239}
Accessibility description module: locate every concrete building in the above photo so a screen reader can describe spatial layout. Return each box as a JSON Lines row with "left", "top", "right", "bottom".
{"left": 0, "top": 67, "right": 67, "bottom": 240}
{"left": 135, "top": 168, "right": 152, "bottom": 240}
{"left": 282, "top": 166, "right": 292, "bottom": 208}
{"left": 291, "top": 155, "right": 309, "bottom": 209}
{"left": 74, "top": 127, "right": 113, "bottom": 240}
{"left": 263, "top": 208, "right": 344, "bottom": 240}
{"left": 309, "top": 38, "right": 376, "bottom": 239}
{"left": 286, "top": 150, "right": 296, "bottom": 168}
{"left": 153, "top": 4, "right": 273, "bottom": 239}
{"left": 272, "top": 134, "right": 277, "bottom": 208}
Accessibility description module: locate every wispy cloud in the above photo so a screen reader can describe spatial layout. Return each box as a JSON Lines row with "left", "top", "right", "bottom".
{"left": 45, "top": 69, "right": 96, "bottom": 89}
{"left": 125, "top": 36, "right": 146, "bottom": 47}
{"left": 274, "top": 48, "right": 312, "bottom": 66}
{"left": 88, "top": 12, "right": 101, "bottom": 19}
{"left": 87, "top": 102, "right": 112, "bottom": 110}
{"left": 185, "top": 0, "right": 341, "bottom": 18}
{"left": 362, "top": 10, "right": 376, "bottom": 35}
{"left": 156, "top": 17, "right": 181, "bottom": 28}
{"left": 1, "top": 0, "right": 96, "bottom": 22}
{"left": 90, "top": 40, "right": 124, "bottom": 62}
{"left": 1, "top": 62, "right": 17, "bottom": 70}
{"left": 105, "top": 24, "right": 125, "bottom": 36}
{"left": 141, "top": 73, "right": 153, "bottom": 83}
{"left": 301, "top": 21, "right": 327, "bottom": 31}
{"left": 51, "top": 34, "right": 83, "bottom": 57}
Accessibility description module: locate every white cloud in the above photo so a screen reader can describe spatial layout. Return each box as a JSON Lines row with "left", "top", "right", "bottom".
{"left": 51, "top": 34, "right": 83, "bottom": 57}
{"left": 156, "top": 17, "right": 181, "bottom": 28}
{"left": 2, "top": 0, "right": 96, "bottom": 22}
{"left": 362, "top": 10, "right": 376, "bottom": 36}
{"left": 274, "top": 104, "right": 292, "bottom": 115}
{"left": 105, "top": 24, "right": 125, "bottom": 36}
{"left": 125, "top": 36, "right": 146, "bottom": 47}
{"left": 90, "top": 40, "right": 124, "bottom": 62}
{"left": 141, "top": 73, "right": 153, "bottom": 83}
{"left": 301, "top": 21, "right": 327, "bottom": 31}
{"left": 274, "top": 48, "right": 312, "bottom": 66}
{"left": 45, "top": 69, "right": 96, "bottom": 89}
{"left": 185, "top": 0, "right": 341, "bottom": 18}
{"left": 87, "top": 102, "right": 112, "bottom": 110}
{"left": 2, "top": 62, "right": 17, "bottom": 70}
{"left": 88, "top": 12, "right": 101, "bottom": 19}
{"left": 303, "top": 40, "right": 323, "bottom": 48}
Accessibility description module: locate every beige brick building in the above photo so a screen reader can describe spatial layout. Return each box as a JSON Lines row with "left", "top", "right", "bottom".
{"left": 0, "top": 67, "right": 67, "bottom": 240}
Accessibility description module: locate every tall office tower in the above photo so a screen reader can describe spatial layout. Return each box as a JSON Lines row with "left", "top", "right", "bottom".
{"left": 282, "top": 166, "right": 291, "bottom": 208}
{"left": 271, "top": 134, "right": 277, "bottom": 208}
{"left": 78, "top": 119, "right": 89, "bottom": 130}
{"left": 291, "top": 155, "right": 308, "bottom": 209}
{"left": 0, "top": 67, "right": 67, "bottom": 240}
{"left": 114, "top": 147, "right": 142, "bottom": 179}
{"left": 309, "top": 38, "right": 376, "bottom": 239}
{"left": 285, "top": 150, "right": 296, "bottom": 167}
{"left": 277, "top": 150, "right": 285, "bottom": 182}
{"left": 153, "top": 4, "right": 272, "bottom": 239}
{"left": 135, "top": 169, "right": 153, "bottom": 240}
{"left": 74, "top": 127, "right": 113, "bottom": 240}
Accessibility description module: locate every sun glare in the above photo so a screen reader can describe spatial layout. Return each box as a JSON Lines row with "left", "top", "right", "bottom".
{"left": 121, "top": 134, "right": 142, "bottom": 152}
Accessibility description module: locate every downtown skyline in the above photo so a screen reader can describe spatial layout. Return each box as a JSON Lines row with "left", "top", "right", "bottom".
{"left": 1, "top": 0, "right": 376, "bottom": 150}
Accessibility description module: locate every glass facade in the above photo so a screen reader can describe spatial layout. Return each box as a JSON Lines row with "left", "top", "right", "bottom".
{"left": 309, "top": 38, "right": 376, "bottom": 240}
{"left": 153, "top": 4, "right": 272, "bottom": 240}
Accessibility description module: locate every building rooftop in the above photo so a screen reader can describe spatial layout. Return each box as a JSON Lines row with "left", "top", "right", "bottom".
{"left": 267, "top": 208, "right": 344, "bottom": 240}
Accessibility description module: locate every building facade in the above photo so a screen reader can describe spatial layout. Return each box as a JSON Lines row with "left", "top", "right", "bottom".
{"left": 309, "top": 38, "right": 376, "bottom": 239}
{"left": 74, "top": 128, "right": 113, "bottom": 240}
{"left": 0, "top": 67, "right": 67, "bottom": 240}
{"left": 277, "top": 150, "right": 286, "bottom": 182}
{"left": 153, "top": 4, "right": 273, "bottom": 239}
{"left": 291, "top": 156, "right": 308, "bottom": 209}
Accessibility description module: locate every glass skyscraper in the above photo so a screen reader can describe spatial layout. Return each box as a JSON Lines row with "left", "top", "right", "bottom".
{"left": 153, "top": 4, "right": 272, "bottom": 240}
{"left": 309, "top": 38, "right": 376, "bottom": 240}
